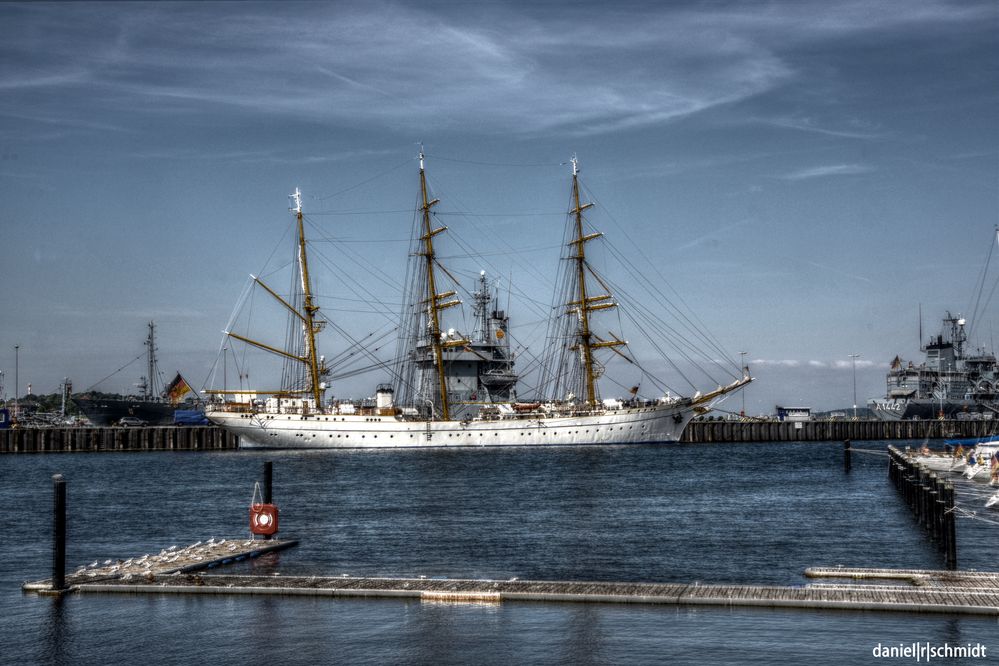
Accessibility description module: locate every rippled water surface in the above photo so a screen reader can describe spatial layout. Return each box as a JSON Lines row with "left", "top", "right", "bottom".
{"left": 3, "top": 440, "right": 997, "bottom": 664}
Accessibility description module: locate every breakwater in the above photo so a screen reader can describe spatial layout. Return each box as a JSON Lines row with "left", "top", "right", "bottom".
{"left": 682, "top": 418, "right": 992, "bottom": 443}
{"left": 0, "top": 426, "right": 238, "bottom": 453}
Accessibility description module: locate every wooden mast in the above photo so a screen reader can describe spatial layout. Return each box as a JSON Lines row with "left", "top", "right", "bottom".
{"left": 418, "top": 150, "right": 465, "bottom": 420}
{"left": 567, "top": 155, "right": 624, "bottom": 409}
{"left": 292, "top": 188, "right": 325, "bottom": 410}
{"left": 214, "top": 189, "right": 327, "bottom": 405}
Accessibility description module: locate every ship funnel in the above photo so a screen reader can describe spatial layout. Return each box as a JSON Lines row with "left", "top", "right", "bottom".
{"left": 376, "top": 383, "right": 394, "bottom": 414}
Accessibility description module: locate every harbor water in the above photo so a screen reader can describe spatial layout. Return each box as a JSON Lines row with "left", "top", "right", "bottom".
{"left": 4, "top": 440, "right": 998, "bottom": 664}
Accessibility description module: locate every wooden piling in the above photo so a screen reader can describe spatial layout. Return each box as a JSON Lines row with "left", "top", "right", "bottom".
{"left": 887, "top": 446, "right": 959, "bottom": 566}
{"left": 263, "top": 461, "right": 274, "bottom": 541}
{"left": 51, "top": 474, "right": 66, "bottom": 593}
{"left": 944, "top": 482, "right": 957, "bottom": 570}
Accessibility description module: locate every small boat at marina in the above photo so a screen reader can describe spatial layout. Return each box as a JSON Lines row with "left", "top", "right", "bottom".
{"left": 206, "top": 152, "right": 751, "bottom": 448}
{"left": 911, "top": 440, "right": 999, "bottom": 475}
{"left": 962, "top": 448, "right": 999, "bottom": 484}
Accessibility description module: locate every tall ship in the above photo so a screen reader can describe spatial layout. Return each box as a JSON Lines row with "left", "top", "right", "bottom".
{"left": 869, "top": 313, "right": 999, "bottom": 421}
{"left": 206, "top": 152, "right": 750, "bottom": 448}
{"left": 72, "top": 321, "right": 198, "bottom": 426}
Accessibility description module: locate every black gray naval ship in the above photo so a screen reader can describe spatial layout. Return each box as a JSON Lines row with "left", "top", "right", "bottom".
{"left": 869, "top": 313, "right": 999, "bottom": 421}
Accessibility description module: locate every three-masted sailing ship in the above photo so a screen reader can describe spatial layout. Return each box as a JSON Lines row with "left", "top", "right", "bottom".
{"left": 205, "top": 152, "right": 750, "bottom": 448}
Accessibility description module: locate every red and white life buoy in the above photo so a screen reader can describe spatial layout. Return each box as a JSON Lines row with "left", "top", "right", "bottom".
{"left": 249, "top": 503, "right": 279, "bottom": 536}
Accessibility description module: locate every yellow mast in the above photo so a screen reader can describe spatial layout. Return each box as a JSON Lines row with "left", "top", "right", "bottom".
{"left": 292, "top": 188, "right": 325, "bottom": 410}
{"left": 418, "top": 150, "right": 465, "bottom": 420}
{"left": 567, "top": 155, "right": 624, "bottom": 409}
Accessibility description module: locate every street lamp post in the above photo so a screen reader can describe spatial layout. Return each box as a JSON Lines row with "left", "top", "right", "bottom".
{"left": 849, "top": 353, "right": 861, "bottom": 420}
{"left": 14, "top": 344, "right": 19, "bottom": 418}
{"left": 740, "top": 351, "right": 747, "bottom": 417}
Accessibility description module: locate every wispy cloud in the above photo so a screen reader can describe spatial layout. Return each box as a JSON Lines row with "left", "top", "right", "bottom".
{"left": 758, "top": 116, "right": 885, "bottom": 140}
{"left": 780, "top": 164, "right": 874, "bottom": 180}
{"left": 3, "top": 0, "right": 987, "bottom": 138}
{"left": 755, "top": 358, "right": 885, "bottom": 369}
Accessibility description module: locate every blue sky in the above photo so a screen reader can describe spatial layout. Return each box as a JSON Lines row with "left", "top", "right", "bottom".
{"left": 0, "top": 0, "right": 996, "bottom": 413}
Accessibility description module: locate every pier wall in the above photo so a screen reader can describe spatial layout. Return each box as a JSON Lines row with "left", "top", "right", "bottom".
{"left": 682, "top": 419, "right": 993, "bottom": 443}
{"left": 0, "top": 419, "right": 988, "bottom": 451}
{"left": 0, "top": 426, "right": 238, "bottom": 453}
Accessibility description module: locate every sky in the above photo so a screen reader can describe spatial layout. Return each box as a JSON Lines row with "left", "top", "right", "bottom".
{"left": 0, "top": 0, "right": 996, "bottom": 413}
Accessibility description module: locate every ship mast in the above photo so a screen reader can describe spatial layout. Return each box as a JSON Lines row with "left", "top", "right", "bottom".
{"left": 144, "top": 321, "right": 157, "bottom": 399}
{"left": 567, "top": 155, "right": 624, "bottom": 409}
{"left": 292, "top": 188, "right": 325, "bottom": 409}
{"left": 418, "top": 149, "right": 466, "bottom": 420}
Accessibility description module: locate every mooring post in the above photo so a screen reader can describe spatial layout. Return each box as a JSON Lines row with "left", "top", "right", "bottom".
{"left": 843, "top": 440, "right": 851, "bottom": 473}
{"left": 52, "top": 474, "right": 66, "bottom": 593}
{"left": 263, "top": 461, "right": 273, "bottom": 541}
{"left": 944, "top": 482, "right": 957, "bottom": 570}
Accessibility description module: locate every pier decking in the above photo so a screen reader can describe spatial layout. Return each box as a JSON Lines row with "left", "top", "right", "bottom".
{"left": 22, "top": 538, "right": 297, "bottom": 592}
{"left": 56, "top": 570, "right": 999, "bottom": 615}
{"left": 23, "top": 536, "right": 999, "bottom": 615}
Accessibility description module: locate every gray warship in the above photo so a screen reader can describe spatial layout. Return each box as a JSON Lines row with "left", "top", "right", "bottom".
{"left": 869, "top": 313, "right": 999, "bottom": 421}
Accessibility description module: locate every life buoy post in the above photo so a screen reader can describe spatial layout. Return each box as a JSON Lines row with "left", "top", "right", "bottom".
{"left": 249, "top": 470, "right": 279, "bottom": 538}
{"left": 250, "top": 503, "right": 279, "bottom": 536}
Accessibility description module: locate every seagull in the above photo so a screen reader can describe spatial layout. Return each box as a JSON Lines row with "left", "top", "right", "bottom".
{"left": 103, "top": 559, "right": 112, "bottom": 565}
{"left": 88, "top": 561, "right": 99, "bottom": 568}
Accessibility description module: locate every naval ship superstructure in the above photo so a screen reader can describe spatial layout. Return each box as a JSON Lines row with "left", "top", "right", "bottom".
{"left": 869, "top": 313, "right": 999, "bottom": 421}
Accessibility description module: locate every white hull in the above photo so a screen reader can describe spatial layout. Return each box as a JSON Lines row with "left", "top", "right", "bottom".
{"left": 207, "top": 403, "right": 695, "bottom": 449}
{"left": 912, "top": 454, "right": 966, "bottom": 474}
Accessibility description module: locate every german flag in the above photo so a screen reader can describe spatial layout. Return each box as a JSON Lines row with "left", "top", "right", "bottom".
{"left": 166, "top": 373, "right": 193, "bottom": 404}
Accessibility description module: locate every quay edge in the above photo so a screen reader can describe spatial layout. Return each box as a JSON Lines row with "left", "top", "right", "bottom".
{"left": 0, "top": 426, "right": 238, "bottom": 453}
